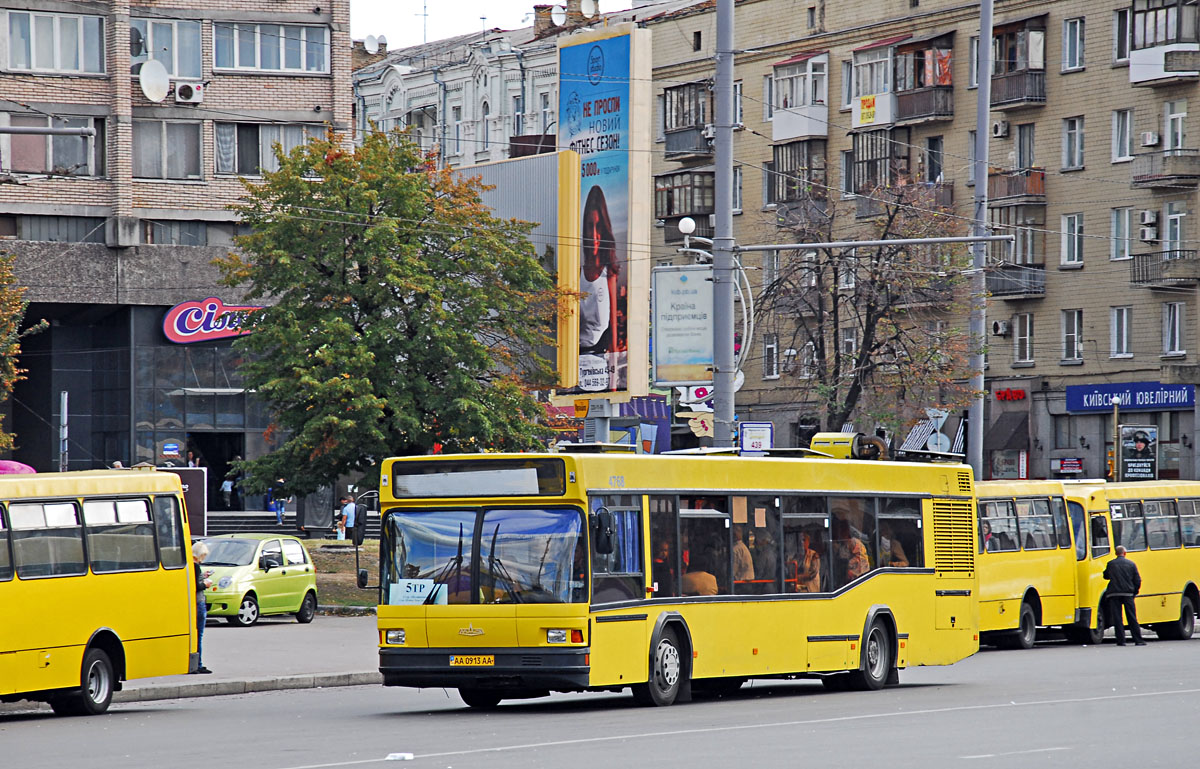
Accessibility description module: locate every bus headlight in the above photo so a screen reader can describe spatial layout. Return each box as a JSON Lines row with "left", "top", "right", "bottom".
{"left": 546, "top": 629, "right": 567, "bottom": 644}
{"left": 385, "top": 629, "right": 406, "bottom": 645}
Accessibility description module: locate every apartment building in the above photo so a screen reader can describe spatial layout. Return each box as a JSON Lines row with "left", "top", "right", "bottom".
{"left": 0, "top": 1, "right": 351, "bottom": 484}
{"left": 646, "top": 0, "right": 1200, "bottom": 479}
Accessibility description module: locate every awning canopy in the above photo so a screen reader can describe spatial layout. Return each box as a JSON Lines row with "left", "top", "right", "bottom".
{"left": 984, "top": 411, "right": 1029, "bottom": 452}
{"left": 773, "top": 50, "right": 825, "bottom": 68}
{"left": 853, "top": 34, "right": 911, "bottom": 53}
{"left": 988, "top": 12, "right": 1048, "bottom": 32}
{"left": 896, "top": 29, "right": 955, "bottom": 51}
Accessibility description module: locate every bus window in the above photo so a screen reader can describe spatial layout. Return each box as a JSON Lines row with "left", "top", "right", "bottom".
{"left": 1069, "top": 501, "right": 1087, "bottom": 560}
{"left": 83, "top": 498, "right": 157, "bottom": 573}
{"left": 1111, "top": 502, "right": 1146, "bottom": 552}
{"left": 880, "top": 498, "right": 922, "bottom": 568}
{"left": 681, "top": 503, "right": 728, "bottom": 596}
{"left": 830, "top": 497, "right": 874, "bottom": 589}
{"left": 1050, "top": 497, "right": 1073, "bottom": 549}
{"left": 9, "top": 502, "right": 86, "bottom": 579}
{"left": 1015, "top": 499, "right": 1055, "bottom": 550}
{"left": 735, "top": 495, "right": 780, "bottom": 595}
{"left": 1181, "top": 500, "right": 1200, "bottom": 547}
{"left": 153, "top": 495, "right": 187, "bottom": 569}
{"left": 648, "top": 495, "right": 678, "bottom": 597}
{"left": 0, "top": 506, "right": 11, "bottom": 581}
{"left": 1091, "top": 514, "right": 1111, "bottom": 559}
{"left": 783, "top": 512, "right": 825, "bottom": 592}
{"left": 983, "top": 500, "right": 1020, "bottom": 552}
{"left": 1145, "top": 500, "right": 1182, "bottom": 550}
{"left": 590, "top": 495, "right": 643, "bottom": 603}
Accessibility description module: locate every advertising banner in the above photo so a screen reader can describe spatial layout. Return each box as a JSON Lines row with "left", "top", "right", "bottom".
{"left": 652, "top": 265, "right": 713, "bottom": 386}
{"left": 557, "top": 24, "right": 650, "bottom": 398}
{"left": 1066, "top": 381, "right": 1194, "bottom": 412}
{"left": 1120, "top": 424, "right": 1158, "bottom": 481}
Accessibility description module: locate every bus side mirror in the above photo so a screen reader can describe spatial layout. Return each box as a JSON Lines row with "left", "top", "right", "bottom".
{"left": 593, "top": 508, "right": 615, "bottom": 555}
{"left": 357, "top": 568, "right": 369, "bottom": 589}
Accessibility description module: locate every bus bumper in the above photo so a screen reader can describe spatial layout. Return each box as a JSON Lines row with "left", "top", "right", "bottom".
{"left": 379, "top": 647, "right": 590, "bottom": 691}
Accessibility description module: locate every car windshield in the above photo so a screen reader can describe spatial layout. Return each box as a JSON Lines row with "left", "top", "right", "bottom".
{"left": 381, "top": 506, "right": 586, "bottom": 605}
{"left": 203, "top": 538, "right": 258, "bottom": 566}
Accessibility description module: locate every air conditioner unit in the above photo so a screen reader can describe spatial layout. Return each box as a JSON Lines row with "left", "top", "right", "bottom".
{"left": 701, "top": 124, "right": 715, "bottom": 140}
{"left": 1140, "top": 226, "right": 1159, "bottom": 241}
{"left": 175, "top": 82, "right": 205, "bottom": 104}
{"left": 991, "top": 120, "right": 1010, "bottom": 139}
{"left": 991, "top": 319, "right": 1011, "bottom": 337}
{"left": 1140, "top": 209, "right": 1159, "bottom": 225}
{"left": 1140, "top": 131, "right": 1161, "bottom": 147}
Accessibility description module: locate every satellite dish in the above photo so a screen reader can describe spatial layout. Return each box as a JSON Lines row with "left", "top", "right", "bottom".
{"left": 377, "top": 34, "right": 387, "bottom": 50}
{"left": 139, "top": 59, "right": 170, "bottom": 103}
{"left": 364, "top": 35, "right": 378, "bottom": 54}
{"left": 550, "top": 4, "right": 567, "bottom": 25}
{"left": 129, "top": 26, "right": 145, "bottom": 57}
{"left": 580, "top": 0, "right": 598, "bottom": 18}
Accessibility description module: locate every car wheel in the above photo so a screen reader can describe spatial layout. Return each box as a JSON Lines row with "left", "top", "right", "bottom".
{"left": 51, "top": 648, "right": 114, "bottom": 716}
{"left": 231, "top": 593, "right": 259, "bottom": 626}
{"left": 631, "top": 628, "right": 683, "bottom": 706}
{"left": 848, "top": 621, "right": 891, "bottom": 691}
{"left": 459, "top": 688, "right": 502, "bottom": 709}
{"left": 295, "top": 591, "right": 317, "bottom": 624}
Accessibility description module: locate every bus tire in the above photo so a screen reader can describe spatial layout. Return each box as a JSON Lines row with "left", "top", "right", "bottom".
{"left": 51, "top": 648, "right": 114, "bottom": 716}
{"left": 820, "top": 673, "right": 852, "bottom": 692}
{"left": 459, "top": 688, "right": 502, "bottom": 709}
{"left": 632, "top": 628, "right": 683, "bottom": 706}
{"left": 848, "top": 622, "right": 891, "bottom": 691}
{"left": 1004, "top": 603, "right": 1037, "bottom": 650}
{"left": 693, "top": 676, "right": 744, "bottom": 698}
{"left": 1086, "top": 603, "right": 1106, "bottom": 645}
{"left": 1158, "top": 596, "right": 1195, "bottom": 641}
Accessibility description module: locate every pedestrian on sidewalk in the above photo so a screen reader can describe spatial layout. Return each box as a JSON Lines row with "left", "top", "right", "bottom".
{"left": 192, "top": 541, "right": 214, "bottom": 674}
{"left": 1103, "top": 545, "right": 1146, "bottom": 646}
{"left": 338, "top": 495, "right": 353, "bottom": 540}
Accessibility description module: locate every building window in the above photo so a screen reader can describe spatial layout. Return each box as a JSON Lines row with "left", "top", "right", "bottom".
{"left": 838, "top": 250, "right": 856, "bottom": 289}
{"left": 853, "top": 47, "right": 890, "bottom": 98}
{"left": 852, "top": 128, "right": 907, "bottom": 194}
{"left": 654, "top": 170, "right": 714, "bottom": 218}
{"left": 480, "top": 101, "right": 490, "bottom": 150}
{"left": 1132, "top": 0, "right": 1199, "bottom": 50}
{"left": 1112, "top": 207, "right": 1133, "bottom": 260}
{"left": 1054, "top": 414, "right": 1071, "bottom": 449}
{"left": 1165, "top": 200, "right": 1187, "bottom": 255}
{"left": 3, "top": 215, "right": 105, "bottom": 243}
{"left": 1015, "top": 312, "right": 1034, "bottom": 363}
{"left": 1062, "top": 309, "right": 1084, "bottom": 361}
{"left": 925, "top": 136, "right": 944, "bottom": 182}
{"left": 772, "top": 139, "right": 827, "bottom": 203}
{"left": 131, "top": 18, "right": 201, "bottom": 78}
{"left": 967, "top": 129, "right": 977, "bottom": 184}
{"left": 6, "top": 11, "right": 104, "bottom": 74}
{"left": 1016, "top": 123, "right": 1036, "bottom": 169}
{"left": 142, "top": 220, "right": 208, "bottom": 246}
{"left": 452, "top": 106, "right": 462, "bottom": 154}
{"left": 993, "top": 24, "right": 1047, "bottom": 75}
{"left": 840, "top": 150, "right": 854, "bottom": 196}
{"left": 1063, "top": 18, "right": 1086, "bottom": 71}
{"left": 763, "top": 333, "right": 779, "bottom": 379}
{"left": 799, "top": 341, "right": 816, "bottom": 378}
{"left": 133, "top": 121, "right": 201, "bottom": 179}
{"left": 1062, "top": 213, "right": 1084, "bottom": 265}
{"left": 807, "top": 6, "right": 816, "bottom": 29}
{"left": 733, "top": 81, "right": 744, "bottom": 125}
{"left": 1113, "top": 109, "right": 1134, "bottom": 161}
{"left": 968, "top": 36, "right": 979, "bottom": 87}
{"left": 214, "top": 123, "right": 321, "bottom": 176}
{"left": 2, "top": 115, "right": 104, "bottom": 176}
{"left": 692, "top": 30, "right": 701, "bottom": 52}
{"left": 214, "top": 23, "right": 328, "bottom": 73}
{"left": 540, "top": 92, "right": 553, "bottom": 133}
{"left": 1063, "top": 116, "right": 1085, "bottom": 169}
{"left": 732, "top": 166, "right": 743, "bottom": 213}
{"left": 774, "top": 57, "right": 827, "bottom": 111}
{"left": 1114, "top": 8, "right": 1132, "bottom": 62}
{"left": 762, "top": 250, "right": 779, "bottom": 291}
{"left": 513, "top": 94, "right": 524, "bottom": 136}
{"left": 762, "top": 74, "right": 774, "bottom": 121}
{"left": 840, "top": 61, "right": 853, "bottom": 109}
{"left": 762, "top": 160, "right": 777, "bottom": 205}
{"left": 840, "top": 327, "right": 857, "bottom": 356}
{"left": 991, "top": 206, "right": 1042, "bottom": 264}
{"left": 1165, "top": 99, "right": 1188, "bottom": 150}
{"left": 1112, "top": 306, "right": 1133, "bottom": 357}
{"left": 800, "top": 250, "right": 818, "bottom": 288}
{"left": 1164, "top": 302, "right": 1186, "bottom": 355}
{"left": 663, "top": 82, "right": 709, "bottom": 132}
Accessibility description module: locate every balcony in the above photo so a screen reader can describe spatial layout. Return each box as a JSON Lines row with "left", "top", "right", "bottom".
{"left": 772, "top": 103, "right": 828, "bottom": 142}
{"left": 854, "top": 181, "right": 953, "bottom": 219}
{"left": 1130, "top": 149, "right": 1200, "bottom": 188}
{"left": 987, "top": 263, "right": 1045, "bottom": 298}
{"left": 1131, "top": 42, "right": 1200, "bottom": 86}
{"left": 1130, "top": 250, "right": 1200, "bottom": 287}
{"left": 774, "top": 195, "right": 829, "bottom": 231}
{"left": 895, "top": 86, "right": 954, "bottom": 125}
{"left": 990, "top": 70, "right": 1046, "bottom": 109}
{"left": 665, "top": 126, "right": 711, "bottom": 160}
{"left": 987, "top": 168, "right": 1045, "bottom": 206}
{"left": 851, "top": 93, "right": 897, "bottom": 129}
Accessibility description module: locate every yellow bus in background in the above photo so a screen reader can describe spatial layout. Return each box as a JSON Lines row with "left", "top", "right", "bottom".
{"left": 975, "top": 479, "right": 1199, "bottom": 648}
{"left": 0, "top": 469, "right": 196, "bottom": 715}
{"left": 365, "top": 437, "right": 979, "bottom": 709}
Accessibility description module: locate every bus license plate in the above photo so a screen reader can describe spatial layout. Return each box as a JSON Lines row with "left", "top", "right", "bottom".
{"left": 450, "top": 654, "right": 494, "bottom": 666}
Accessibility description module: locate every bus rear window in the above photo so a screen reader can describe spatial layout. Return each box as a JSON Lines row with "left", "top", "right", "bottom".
{"left": 392, "top": 459, "right": 566, "bottom": 498}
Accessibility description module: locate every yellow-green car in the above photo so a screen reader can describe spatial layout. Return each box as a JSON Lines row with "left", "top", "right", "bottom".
{"left": 200, "top": 534, "right": 318, "bottom": 626}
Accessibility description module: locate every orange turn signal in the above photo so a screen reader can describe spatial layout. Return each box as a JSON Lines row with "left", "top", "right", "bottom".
{"left": 571, "top": 629, "right": 584, "bottom": 643}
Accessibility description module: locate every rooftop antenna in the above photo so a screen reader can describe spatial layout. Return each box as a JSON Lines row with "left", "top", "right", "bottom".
{"left": 550, "top": 5, "right": 567, "bottom": 26}
{"left": 416, "top": 0, "right": 428, "bottom": 44}
{"left": 363, "top": 35, "right": 379, "bottom": 54}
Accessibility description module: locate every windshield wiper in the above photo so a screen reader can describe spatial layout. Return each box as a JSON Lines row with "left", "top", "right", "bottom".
{"left": 486, "top": 523, "right": 522, "bottom": 604}
{"left": 424, "top": 522, "right": 464, "bottom": 605}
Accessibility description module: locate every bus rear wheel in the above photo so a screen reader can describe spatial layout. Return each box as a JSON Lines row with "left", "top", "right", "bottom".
{"left": 632, "top": 628, "right": 683, "bottom": 706}
{"left": 459, "top": 688, "right": 502, "bottom": 709}
{"left": 1156, "top": 596, "right": 1195, "bottom": 640}
{"left": 1000, "top": 603, "right": 1037, "bottom": 650}
{"left": 50, "top": 648, "right": 114, "bottom": 716}
{"left": 848, "top": 622, "right": 891, "bottom": 691}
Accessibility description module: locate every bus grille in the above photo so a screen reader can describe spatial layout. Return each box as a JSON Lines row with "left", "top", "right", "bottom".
{"left": 932, "top": 498, "right": 976, "bottom": 574}
{"left": 956, "top": 472, "right": 972, "bottom": 495}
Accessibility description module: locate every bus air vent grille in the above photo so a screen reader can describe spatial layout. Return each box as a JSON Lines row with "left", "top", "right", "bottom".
{"left": 931, "top": 498, "right": 976, "bottom": 574}
{"left": 521, "top": 656, "right": 544, "bottom": 667}
{"left": 957, "top": 472, "right": 972, "bottom": 495}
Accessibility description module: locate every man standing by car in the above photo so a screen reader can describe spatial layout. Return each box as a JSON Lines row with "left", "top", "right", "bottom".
{"left": 339, "top": 495, "right": 356, "bottom": 541}
{"left": 1103, "top": 545, "right": 1146, "bottom": 646}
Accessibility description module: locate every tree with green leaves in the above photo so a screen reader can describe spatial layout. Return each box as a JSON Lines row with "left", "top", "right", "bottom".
{"left": 0, "top": 251, "right": 44, "bottom": 452}
{"left": 216, "top": 130, "right": 558, "bottom": 496}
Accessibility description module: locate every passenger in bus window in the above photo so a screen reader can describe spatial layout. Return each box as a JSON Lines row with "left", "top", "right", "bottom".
{"left": 833, "top": 518, "right": 869, "bottom": 584}
{"left": 793, "top": 529, "right": 821, "bottom": 592}
{"left": 652, "top": 538, "right": 675, "bottom": 597}
{"left": 879, "top": 522, "right": 909, "bottom": 567}
{"left": 681, "top": 550, "right": 718, "bottom": 596}
{"left": 981, "top": 520, "right": 997, "bottom": 552}
{"left": 732, "top": 524, "right": 755, "bottom": 582}
{"left": 752, "top": 524, "right": 778, "bottom": 589}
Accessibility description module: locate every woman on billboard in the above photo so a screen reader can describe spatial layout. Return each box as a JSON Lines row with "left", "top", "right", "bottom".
{"left": 579, "top": 185, "right": 624, "bottom": 360}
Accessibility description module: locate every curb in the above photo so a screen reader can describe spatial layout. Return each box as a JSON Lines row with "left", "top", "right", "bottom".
{"left": 114, "top": 671, "right": 382, "bottom": 704}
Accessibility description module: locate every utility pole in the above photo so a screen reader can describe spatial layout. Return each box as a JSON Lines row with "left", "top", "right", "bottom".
{"left": 968, "top": 0, "right": 995, "bottom": 478}
{"left": 712, "top": 0, "right": 736, "bottom": 447}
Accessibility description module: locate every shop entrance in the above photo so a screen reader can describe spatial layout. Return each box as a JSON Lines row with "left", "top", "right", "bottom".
{"left": 188, "top": 432, "right": 245, "bottom": 510}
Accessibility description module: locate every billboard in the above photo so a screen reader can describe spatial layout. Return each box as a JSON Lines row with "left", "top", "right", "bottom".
{"left": 1120, "top": 424, "right": 1158, "bottom": 481}
{"left": 652, "top": 265, "right": 713, "bottom": 386}
{"left": 557, "top": 24, "right": 651, "bottom": 399}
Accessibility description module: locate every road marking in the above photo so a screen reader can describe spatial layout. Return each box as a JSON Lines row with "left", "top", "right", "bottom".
{"left": 270, "top": 686, "right": 1200, "bottom": 769}
{"left": 962, "top": 747, "right": 1071, "bottom": 759}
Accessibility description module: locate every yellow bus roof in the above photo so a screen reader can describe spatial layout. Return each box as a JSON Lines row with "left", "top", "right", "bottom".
{"left": 0, "top": 469, "right": 183, "bottom": 499}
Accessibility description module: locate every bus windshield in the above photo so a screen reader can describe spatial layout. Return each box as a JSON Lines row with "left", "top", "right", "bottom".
{"left": 382, "top": 507, "right": 586, "bottom": 605}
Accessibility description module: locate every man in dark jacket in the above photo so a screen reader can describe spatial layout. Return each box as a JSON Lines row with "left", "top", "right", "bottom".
{"left": 1103, "top": 546, "right": 1145, "bottom": 646}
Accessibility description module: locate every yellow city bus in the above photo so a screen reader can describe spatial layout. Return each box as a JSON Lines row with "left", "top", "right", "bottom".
{"left": 0, "top": 469, "right": 196, "bottom": 715}
{"left": 975, "top": 479, "right": 1199, "bottom": 647}
{"left": 364, "top": 437, "right": 979, "bottom": 708}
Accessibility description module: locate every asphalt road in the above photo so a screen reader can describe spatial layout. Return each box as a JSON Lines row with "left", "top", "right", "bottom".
{"left": 3, "top": 636, "right": 1198, "bottom": 769}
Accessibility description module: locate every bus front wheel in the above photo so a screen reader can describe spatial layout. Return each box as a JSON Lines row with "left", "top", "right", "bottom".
{"left": 50, "top": 648, "right": 114, "bottom": 716}
{"left": 632, "top": 628, "right": 683, "bottom": 706}
{"left": 848, "top": 622, "right": 891, "bottom": 691}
